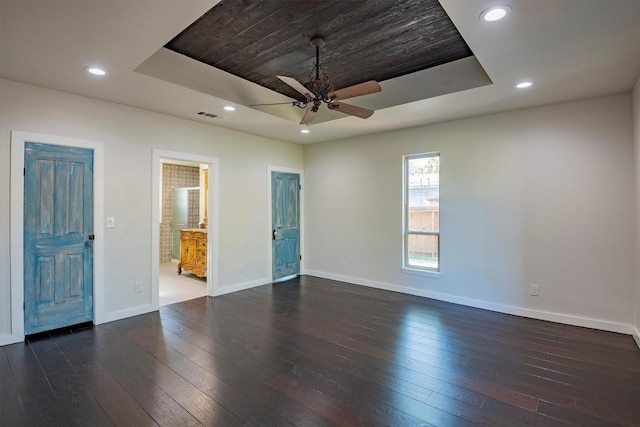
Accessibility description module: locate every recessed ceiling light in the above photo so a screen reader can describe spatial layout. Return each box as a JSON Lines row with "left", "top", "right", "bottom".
{"left": 300, "top": 129, "right": 310, "bottom": 134}
{"left": 480, "top": 6, "right": 510, "bottom": 22}
{"left": 223, "top": 105, "right": 236, "bottom": 111}
{"left": 516, "top": 81, "right": 534, "bottom": 89}
{"left": 85, "top": 66, "right": 106, "bottom": 76}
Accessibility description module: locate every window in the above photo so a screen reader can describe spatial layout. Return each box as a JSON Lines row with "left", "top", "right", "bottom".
{"left": 403, "top": 153, "right": 440, "bottom": 272}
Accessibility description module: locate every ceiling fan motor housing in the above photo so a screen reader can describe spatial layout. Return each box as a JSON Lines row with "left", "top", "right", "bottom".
{"left": 304, "top": 79, "right": 333, "bottom": 101}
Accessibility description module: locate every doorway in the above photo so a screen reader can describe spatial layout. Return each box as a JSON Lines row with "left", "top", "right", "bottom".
{"left": 268, "top": 166, "right": 304, "bottom": 282}
{"left": 23, "top": 142, "right": 95, "bottom": 334}
{"left": 271, "top": 171, "right": 300, "bottom": 281}
{"left": 151, "top": 150, "right": 219, "bottom": 308}
{"left": 159, "top": 161, "right": 205, "bottom": 305}
{"left": 9, "top": 131, "right": 105, "bottom": 344}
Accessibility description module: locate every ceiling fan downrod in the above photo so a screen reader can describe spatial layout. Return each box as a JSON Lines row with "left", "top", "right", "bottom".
{"left": 311, "top": 36, "right": 324, "bottom": 81}
{"left": 306, "top": 36, "right": 332, "bottom": 104}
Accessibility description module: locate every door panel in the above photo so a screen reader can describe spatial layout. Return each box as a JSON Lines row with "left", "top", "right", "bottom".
{"left": 272, "top": 172, "right": 300, "bottom": 280}
{"left": 24, "top": 143, "right": 94, "bottom": 335}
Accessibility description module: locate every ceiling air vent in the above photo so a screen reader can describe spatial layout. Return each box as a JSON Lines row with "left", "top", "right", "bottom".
{"left": 196, "top": 111, "right": 220, "bottom": 119}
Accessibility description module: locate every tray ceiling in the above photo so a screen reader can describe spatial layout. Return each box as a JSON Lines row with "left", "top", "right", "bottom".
{"left": 165, "top": 0, "right": 474, "bottom": 100}
{"left": 152, "top": 0, "right": 490, "bottom": 124}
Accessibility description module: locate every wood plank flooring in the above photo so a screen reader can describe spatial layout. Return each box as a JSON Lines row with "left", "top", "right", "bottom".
{"left": 2, "top": 275, "right": 639, "bottom": 426}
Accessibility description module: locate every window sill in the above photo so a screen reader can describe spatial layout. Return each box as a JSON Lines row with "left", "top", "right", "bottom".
{"left": 401, "top": 267, "right": 441, "bottom": 278}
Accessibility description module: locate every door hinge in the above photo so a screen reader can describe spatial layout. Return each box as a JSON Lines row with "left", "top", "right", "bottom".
{"left": 299, "top": 255, "right": 302, "bottom": 260}
{"left": 299, "top": 184, "right": 301, "bottom": 190}
{"left": 23, "top": 302, "right": 25, "bottom": 311}
{"left": 24, "top": 168, "right": 26, "bottom": 176}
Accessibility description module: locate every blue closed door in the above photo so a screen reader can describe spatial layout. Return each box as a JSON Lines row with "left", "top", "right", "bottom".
{"left": 24, "top": 143, "right": 94, "bottom": 335}
{"left": 272, "top": 172, "right": 300, "bottom": 280}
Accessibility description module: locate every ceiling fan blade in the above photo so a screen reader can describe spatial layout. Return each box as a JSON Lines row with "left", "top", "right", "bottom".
{"left": 249, "top": 101, "right": 300, "bottom": 107}
{"left": 328, "top": 80, "right": 381, "bottom": 101}
{"left": 300, "top": 107, "right": 317, "bottom": 125}
{"left": 277, "top": 75, "right": 315, "bottom": 100}
{"left": 329, "top": 102, "right": 374, "bottom": 119}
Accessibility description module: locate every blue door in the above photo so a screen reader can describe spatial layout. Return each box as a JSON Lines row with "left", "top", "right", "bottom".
{"left": 24, "top": 143, "right": 94, "bottom": 335}
{"left": 272, "top": 172, "right": 300, "bottom": 280}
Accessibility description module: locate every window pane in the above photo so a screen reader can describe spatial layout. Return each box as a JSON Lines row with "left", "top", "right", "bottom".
{"left": 404, "top": 153, "right": 440, "bottom": 272}
{"left": 407, "top": 233, "right": 439, "bottom": 269}
{"left": 407, "top": 156, "right": 439, "bottom": 232}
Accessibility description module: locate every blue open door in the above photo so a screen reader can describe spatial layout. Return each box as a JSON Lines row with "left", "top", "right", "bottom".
{"left": 272, "top": 171, "right": 300, "bottom": 280}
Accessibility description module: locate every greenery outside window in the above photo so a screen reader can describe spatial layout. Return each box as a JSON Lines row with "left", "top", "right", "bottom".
{"left": 403, "top": 153, "right": 440, "bottom": 272}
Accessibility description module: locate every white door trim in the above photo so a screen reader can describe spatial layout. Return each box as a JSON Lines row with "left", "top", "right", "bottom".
{"left": 267, "top": 165, "right": 304, "bottom": 280}
{"left": 151, "top": 149, "right": 220, "bottom": 308}
{"left": 7, "top": 131, "right": 104, "bottom": 345}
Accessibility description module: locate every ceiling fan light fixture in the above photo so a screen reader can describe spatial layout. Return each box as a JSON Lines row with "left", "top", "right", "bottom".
{"left": 480, "top": 6, "right": 510, "bottom": 22}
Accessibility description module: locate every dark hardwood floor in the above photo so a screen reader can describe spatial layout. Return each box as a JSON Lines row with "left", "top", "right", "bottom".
{"left": 2, "top": 275, "right": 639, "bottom": 426}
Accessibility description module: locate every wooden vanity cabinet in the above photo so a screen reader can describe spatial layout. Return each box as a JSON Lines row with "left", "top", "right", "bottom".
{"left": 177, "top": 229, "right": 207, "bottom": 278}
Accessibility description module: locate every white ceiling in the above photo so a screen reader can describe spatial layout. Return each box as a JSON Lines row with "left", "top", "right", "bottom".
{"left": 1, "top": 0, "right": 639, "bottom": 145}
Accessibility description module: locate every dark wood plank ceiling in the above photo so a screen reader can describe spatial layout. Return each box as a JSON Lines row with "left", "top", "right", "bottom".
{"left": 165, "top": 0, "right": 473, "bottom": 102}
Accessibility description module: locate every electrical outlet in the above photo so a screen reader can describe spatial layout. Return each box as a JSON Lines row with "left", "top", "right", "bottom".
{"left": 529, "top": 284, "right": 539, "bottom": 296}
{"left": 238, "top": 264, "right": 244, "bottom": 274}
{"left": 106, "top": 217, "right": 115, "bottom": 228}
{"left": 135, "top": 281, "right": 143, "bottom": 293}
{"left": 341, "top": 259, "right": 348, "bottom": 268}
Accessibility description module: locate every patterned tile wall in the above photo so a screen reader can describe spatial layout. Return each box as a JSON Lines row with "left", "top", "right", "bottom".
{"left": 160, "top": 164, "right": 201, "bottom": 263}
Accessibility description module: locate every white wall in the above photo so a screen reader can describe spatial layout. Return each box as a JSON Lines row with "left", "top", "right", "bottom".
{"left": 0, "top": 79, "right": 303, "bottom": 343}
{"left": 2, "top": 78, "right": 637, "bottom": 345}
{"left": 305, "top": 93, "right": 635, "bottom": 333}
{"left": 633, "top": 76, "right": 640, "bottom": 346}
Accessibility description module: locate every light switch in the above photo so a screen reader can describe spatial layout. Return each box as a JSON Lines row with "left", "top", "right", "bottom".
{"left": 106, "top": 217, "right": 115, "bottom": 228}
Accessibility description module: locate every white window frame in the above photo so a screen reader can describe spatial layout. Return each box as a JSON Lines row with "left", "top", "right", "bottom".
{"left": 402, "top": 152, "right": 440, "bottom": 275}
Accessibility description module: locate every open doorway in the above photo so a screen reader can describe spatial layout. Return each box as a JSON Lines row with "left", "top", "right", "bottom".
{"left": 159, "top": 160, "right": 207, "bottom": 305}
{"left": 151, "top": 150, "right": 219, "bottom": 309}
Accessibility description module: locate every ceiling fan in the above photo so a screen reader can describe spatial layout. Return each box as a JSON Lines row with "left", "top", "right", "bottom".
{"left": 252, "top": 36, "right": 382, "bottom": 125}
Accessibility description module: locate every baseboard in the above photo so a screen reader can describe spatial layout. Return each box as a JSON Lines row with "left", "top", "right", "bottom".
{"left": 0, "top": 333, "right": 23, "bottom": 346}
{"left": 306, "top": 270, "right": 634, "bottom": 336}
{"left": 97, "top": 304, "right": 158, "bottom": 325}
{"left": 633, "top": 327, "right": 640, "bottom": 350}
{"left": 213, "top": 277, "right": 271, "bottom": 297}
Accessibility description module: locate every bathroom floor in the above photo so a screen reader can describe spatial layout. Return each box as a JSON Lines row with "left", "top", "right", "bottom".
{"left": 159, "top": 261, "right": 207, "bottom": 306}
